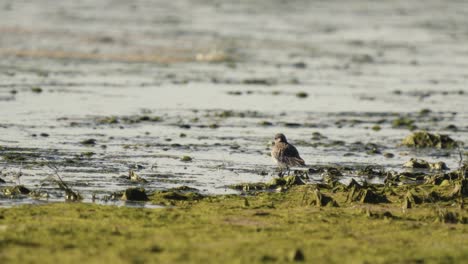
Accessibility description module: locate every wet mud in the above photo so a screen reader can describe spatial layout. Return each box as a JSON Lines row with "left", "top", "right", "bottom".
{"left": 0, "top": 0, "right": 467, "bottom": 206}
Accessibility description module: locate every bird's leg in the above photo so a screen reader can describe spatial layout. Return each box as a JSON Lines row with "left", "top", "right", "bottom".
{"left": 277, "top": 166, "right": 286, "bottom": 178}
{"left": 286, "top": 166, "right": 291, "bottom": 176}
{"left": 275, "top": 167, "right": 283, "bottom": 178}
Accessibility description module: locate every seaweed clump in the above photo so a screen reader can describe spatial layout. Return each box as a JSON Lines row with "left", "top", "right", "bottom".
{"left": 122, "top": 188, "right": 149, "bottom": 201}
{"left": 401, "top": 131, "right": 457, "bottom": 149}
{"left": 305, "top": 187, "right": 337, "bottom": 207}
{"left": 151, "top": 187, "right": 204, "bottom": 205}
{"left": 345, "top": 180, "right": 389, "bottom": 204}
{"left": 403, "top": 158, "right": 449, "bottom": 171}
{"left": 2, "top": 185, "right": 31, "bottom": 196}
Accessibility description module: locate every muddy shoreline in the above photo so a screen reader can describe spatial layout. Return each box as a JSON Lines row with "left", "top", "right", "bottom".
{"left": 0, "top": 1, "right": 468, "bottom": 204}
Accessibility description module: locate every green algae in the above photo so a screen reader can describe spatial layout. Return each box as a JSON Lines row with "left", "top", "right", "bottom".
{"left": 295, "top": 92, "right": 308, "bottom": 98}
{"left": 80, "top": 139, "right": 97, "bottom": 146}
{"left": 0, "top": 164, "right": 467, "bottom": 263}
{"left": 305, "top": 187, "right": 338, "bottom": 207}
{"left": 401, "top": 131, "right": 458, "bottom": 149}
{"left": 151, "top": 190, "right": 204, "bottom": 206}
{"left": 392, "top": 116, "right": 417, "bottom": 130}
{"left": 0, "top": 147, "right": 42, "bottom": 163}
{"left": 258, "top": 121, "right": 273, "bottom": 126}
{"left": 31, "top": 87, "right": 43, "bottom": 93}
{"left": 95, "top": 115, "right": 163, "bottom": 125}
{"left": 180, "top": 156, "right": 193, "bottom": 162}
{"left": 80, "top": 151, "right": 95, "bottom": 158}
{"left": 1, "top": 181, "right": 467, "bottom": 263}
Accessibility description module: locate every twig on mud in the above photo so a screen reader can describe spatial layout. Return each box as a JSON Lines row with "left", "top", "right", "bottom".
{"left": 45, "top": 163, "right": 82, "bottom": 201}
{"left": 456, "top": 142, "right": 465, "bottom": 180}
{"left": 15, "top": 163, "right": 23, "bottom": 185}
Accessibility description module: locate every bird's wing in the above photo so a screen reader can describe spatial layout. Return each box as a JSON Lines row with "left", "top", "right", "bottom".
{"left": 283, "top": 144, "right": 306, "bottom": 166}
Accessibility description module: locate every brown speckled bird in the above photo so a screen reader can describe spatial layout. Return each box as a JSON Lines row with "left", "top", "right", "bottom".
{"left": 271, "top": 133, "right": 305, "bottom": 171}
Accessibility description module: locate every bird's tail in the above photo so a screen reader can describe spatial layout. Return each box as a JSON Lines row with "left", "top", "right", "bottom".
{"left": 285, "top": 157, "right": 306, "bottom": 167}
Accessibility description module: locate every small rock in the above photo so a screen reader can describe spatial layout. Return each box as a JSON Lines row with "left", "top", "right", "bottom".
{"left": 181, "top": 156, "right": 192, "bottom": 162}
{"left": 292, "top": 62, "right": 307, "bottom": 69}
{"left": 80, "top": 139, "right": 97, "bottom": 146}
{"left": 3, "top": 185, "right": 31, "bottom": 196}
{"left": 295, "top": 92, "right": 308, "bottom": 98}
{"left": 403, "top": 158, "right": 430, "bottom": 169}
{"left": 403, "top": 158, "right": 449, "bottom": 171}
{"left": 429, "top": 161, "right": 449, "bottom": 171}
{"left": 121, "top": 188, "right": 149, "bottom": 201}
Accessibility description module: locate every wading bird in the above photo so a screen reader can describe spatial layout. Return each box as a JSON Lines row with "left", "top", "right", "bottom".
{"left": 271, "top": 133, "right": 305, "bottom": 176}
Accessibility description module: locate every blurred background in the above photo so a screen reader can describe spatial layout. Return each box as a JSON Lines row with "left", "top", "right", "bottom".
{"left": 0, "top": 0, "right": 467, "bottom": 204}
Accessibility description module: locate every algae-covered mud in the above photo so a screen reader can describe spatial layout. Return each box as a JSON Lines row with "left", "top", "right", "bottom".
{"left": 1, "top": 175, "right": 468, "bottom": 263}
{"left": 1, "top": 0, "right": 468, "bottom": 262}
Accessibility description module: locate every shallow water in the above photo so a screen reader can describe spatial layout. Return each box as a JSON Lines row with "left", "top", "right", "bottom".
{"left": 0, "top": 0, "right": 467, "bottom": 206}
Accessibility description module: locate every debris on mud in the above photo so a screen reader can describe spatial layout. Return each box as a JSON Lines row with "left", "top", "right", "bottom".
{"left": 127, "top": 170, "right": 148, "bottom": 183}
{"left": 0, "top": 148, "right": 41, "bottom": 162}
{"left": 289, "top": 249, "right": 305, "bottom": 262}
{"left": 306, "top": 187, "right": 338, "bottom": 207}
{"left": 46, "top": 166, "right": 83, "bottom": 201}
{"left": 401, "top": 131, "right": 458, "bottom": 149}
{"left": 80, "top": 151, "right": 95, "bottom": 158}
{"left": 346, "top": 181, "right": 389, "bottom": 204}
{"left": 259, "top": 121, "right": 273, "bottom": 126}
{"left": 392, "top": 117, "right": 416, "bottom": 130}
{"left": 435, "top": 209, "right": 467, "bottom": 224}
{"left": 1, "top": 185, "right": 31, "bottom": 196}
{"left": 94, "top": 115, "right": 163, "bottom": 125}
{"left": 403, "top": 158, "right": 449, "bottom": 171}
{"left": 351, "top": 54, "right": 374, "bottom": 64}
{"left": 151, "top": 187, "right": 204, "bottom": 205}
{"left": 31, "top": 87, "right": 43, "bottom": 93}
{"left": 242, "top": 78, "right": 274, "bottom": 86}
{"left": 80, "top": 139, "right": 97, "bottom": 146}
{"left": 295, "top": 92, "right": 308, "bottom": 98}
{"left": 180, "top": 156, "right": 193, "bottom": 162}
{"left": 121, "top": 188, "right": 149, "bottom": 201}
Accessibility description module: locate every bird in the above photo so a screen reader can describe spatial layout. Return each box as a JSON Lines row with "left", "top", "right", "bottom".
{"left": 271, "top": 133, "right": 305, "bottom": 175}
